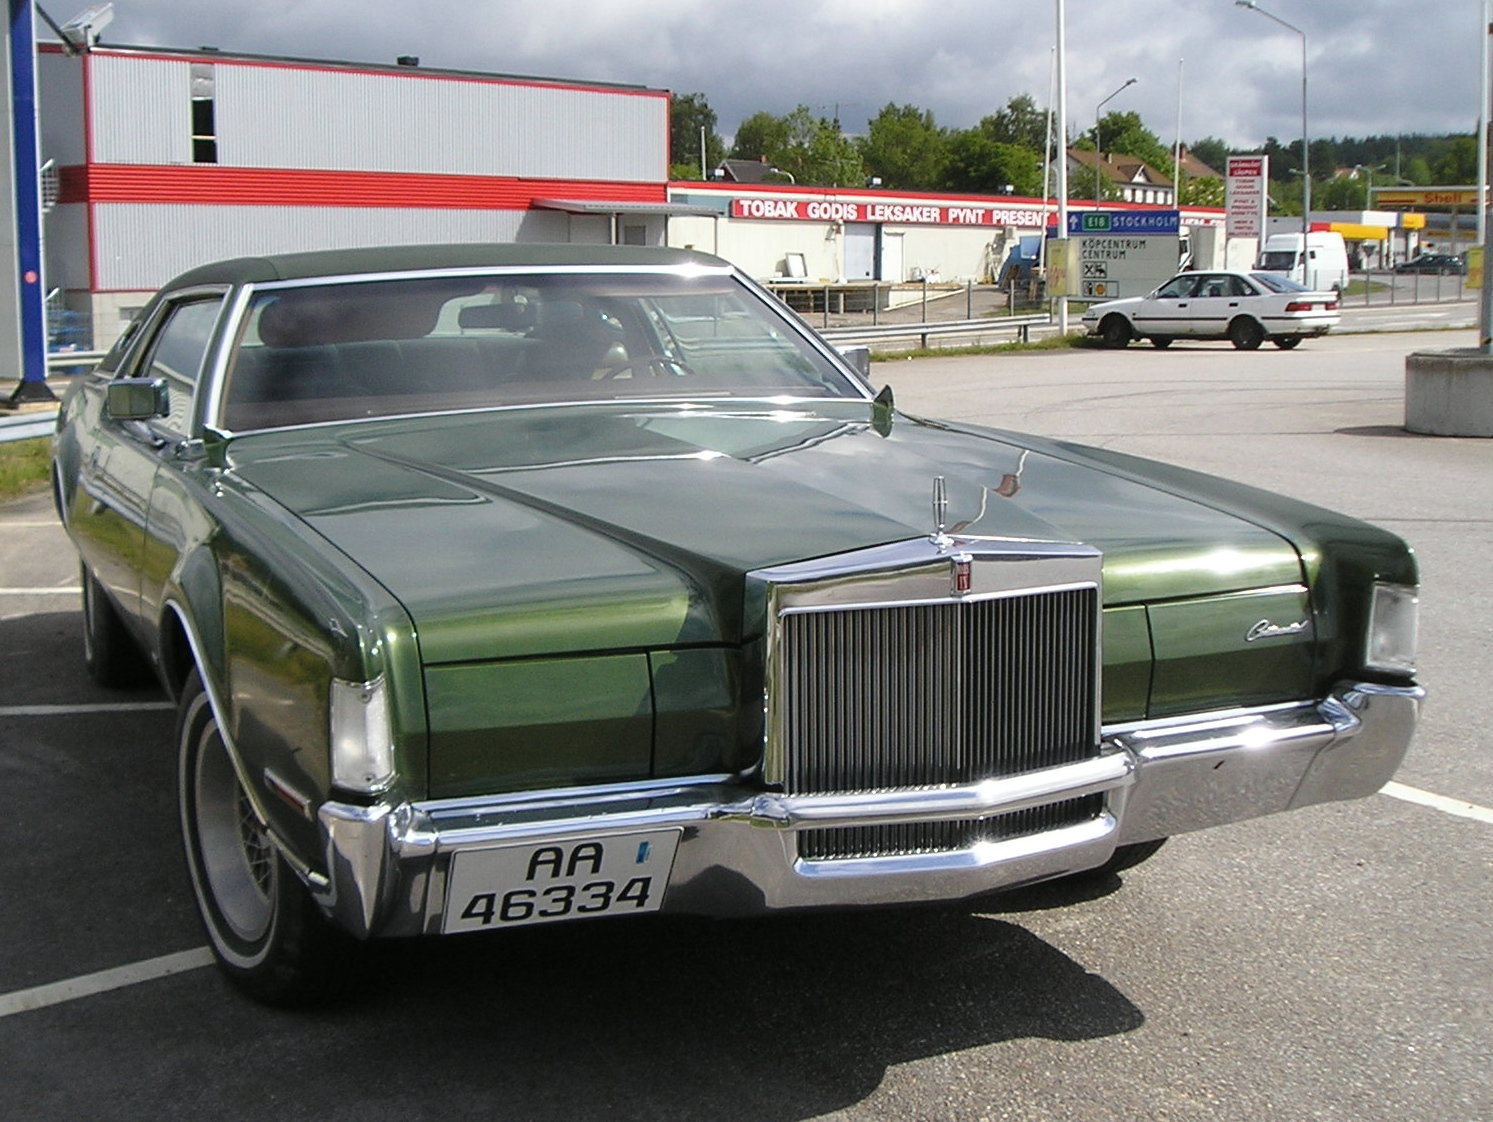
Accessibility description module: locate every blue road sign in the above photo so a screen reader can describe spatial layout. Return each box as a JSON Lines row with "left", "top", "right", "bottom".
{"left": 1066, "top": 210, "right": 1180, "bottom": 236}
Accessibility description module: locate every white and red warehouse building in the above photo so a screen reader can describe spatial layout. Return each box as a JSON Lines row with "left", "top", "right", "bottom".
{"left": 38, "top": 41, "right": 1222, "bottom": 347}
{"left": 39, "top": 42, "right": 697, "bottom": 345}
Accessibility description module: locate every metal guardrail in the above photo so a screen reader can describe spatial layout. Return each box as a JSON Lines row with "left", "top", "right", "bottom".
{"left": 46, "top": 350, "right": 106, "bottom": 372}
{"left": 0, "top": 412, "right": 57, "bottom": 442}
{"left": 818, "top": 313, "right": 1053, "bottom": 350}
{"left": 0, "top": 353, "right": 105, "bottom": 443}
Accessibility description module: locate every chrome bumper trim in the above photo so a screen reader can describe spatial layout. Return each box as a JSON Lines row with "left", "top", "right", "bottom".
{"left": 748, "top": 754, "right": 1134, "bottom": 830}
{"left": 311, "top": 680, "right": 1421, "bottom": 939}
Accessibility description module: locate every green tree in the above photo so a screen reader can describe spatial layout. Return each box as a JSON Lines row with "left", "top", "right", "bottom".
{"left": 1179, "top": 176, "right": 1224, "bottom": 207}
{"left": 982, "top": 93, "right": 1049, "bottom": 151}
{"left": 670, "top": 92, "right": 724, "bottom": 180}
{"left": 1095, "top": 110, "right": 1171, "bottom": 172}
{"left": 1432, "top": 135, "right": 1476, "bottom": 183}
{"left": 941, "top": 130, "right": 1041, "bottom": 196}
{"left": 1308, "top": 138, "right": 1340, "bottom": 179}
{"left": 778, "top": 105, "right": 864, "bottom": 187}
{"left": 729, "top": 111, "right": 792, "bottom": 164}
{"left": 1315, "top": 173, "right": 1372, "bottom": 210}
{"left": 860, "top": 103, "right": 948, "bottom": 190}
{"left": 731, "top": 106, "right": 864, "bottom": 187}
{"left": 1186, "top": 136, "right": 1230, "bottom": 174}
{"left": 1260, "top": 136, "right": 1296, "bottom": 182}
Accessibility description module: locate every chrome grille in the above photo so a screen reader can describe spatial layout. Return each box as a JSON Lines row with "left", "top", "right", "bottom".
{"left": 798, "top": 795, "right": 1104, "bottom": 861}
{"left": 777, "top": 586, "right": 1099, "bottom": 795}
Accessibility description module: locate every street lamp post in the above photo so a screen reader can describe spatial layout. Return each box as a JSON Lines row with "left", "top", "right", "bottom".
{"left": 1354, "top": 163, "right": 1386, "bottom": 210}
{"left": 1236, "top": 0, "right": 1309, "bottom": 241}
{"left": 1480, "top": 0, "right": 1492, "bottom": 353}
{"left": 1094, "top": 77, "right": 1137, "bottom": 202}
{"left": 1055, "top": 0, "right": 1070, "bottom": 335}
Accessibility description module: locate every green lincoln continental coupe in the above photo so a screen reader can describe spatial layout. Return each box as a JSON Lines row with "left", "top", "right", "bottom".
{"left": 52, "top": 244, "right": 1422, "bottom": 1004}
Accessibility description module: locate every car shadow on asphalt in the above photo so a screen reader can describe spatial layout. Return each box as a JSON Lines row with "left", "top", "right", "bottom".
{"left": 2, "top": 603, "right": 1148, "bottom": 1121}
{"left": 285, "top": 900, "right": 1145, "bottom": 1120}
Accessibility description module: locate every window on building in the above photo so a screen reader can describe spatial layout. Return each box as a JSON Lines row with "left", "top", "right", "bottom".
{"left": 191, "top": 63, "right": 218, "bottom": 164}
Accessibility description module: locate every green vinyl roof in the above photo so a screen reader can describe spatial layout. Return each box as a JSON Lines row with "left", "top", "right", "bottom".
{"left": 166, "top": 243, "right": 727, "bottom": 289}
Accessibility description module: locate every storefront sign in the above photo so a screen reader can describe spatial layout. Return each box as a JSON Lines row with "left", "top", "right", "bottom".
{"left": 729, "top": 198, "right": 1046, "bottom": 226}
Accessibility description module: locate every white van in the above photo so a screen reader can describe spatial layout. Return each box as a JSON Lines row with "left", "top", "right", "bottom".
{"left": 1258, "top": 232, "right": 1350, "bottom": 293}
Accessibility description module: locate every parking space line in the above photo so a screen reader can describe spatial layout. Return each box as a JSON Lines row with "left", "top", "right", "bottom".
{"left": 0, "top": 587, "right": 81, "bottom": 595}
{"left": 0, "top": 702, "right": 173, "bottom": 716}
{"left": 1382, "top": 781, "right": 1493, "bottom": 825}
{"left": 0, "top": 947, "right": 214, "bottom": 1018}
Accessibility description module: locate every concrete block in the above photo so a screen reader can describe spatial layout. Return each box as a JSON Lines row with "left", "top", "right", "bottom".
{"left": 1405, "top": 348, "right": 1493, "bottom": 437}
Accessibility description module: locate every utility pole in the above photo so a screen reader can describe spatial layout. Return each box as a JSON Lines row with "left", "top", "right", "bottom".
{"left": 1055, "top": 0, "right": 1069, "bottom": 335}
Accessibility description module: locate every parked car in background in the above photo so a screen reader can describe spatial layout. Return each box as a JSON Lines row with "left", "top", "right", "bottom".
{"left": 1394, "top": 253, "right": 1466, "bottom": 276}
{"left": 1081, "top": 270, "right": 1340, "bottom": 350}
{"left": 52, "top": 244, "right": 1420, "bottom": 1005}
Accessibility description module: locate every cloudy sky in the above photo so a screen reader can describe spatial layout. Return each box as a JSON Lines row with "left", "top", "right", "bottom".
{"left": 55, "top": 0, "right": 1489, "bottom": 147}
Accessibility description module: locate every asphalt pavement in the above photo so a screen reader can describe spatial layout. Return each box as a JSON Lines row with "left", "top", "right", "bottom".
{"left": 1, "top": 328, "right": 1488, "bottom": 1122}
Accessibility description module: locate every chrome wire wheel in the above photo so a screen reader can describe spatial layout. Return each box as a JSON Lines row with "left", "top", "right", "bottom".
{"left": 183, "top": 689, "right": 278, "bottom": 956}
{"left": 176, "top": 669, "right": 354, "bottom": 1005}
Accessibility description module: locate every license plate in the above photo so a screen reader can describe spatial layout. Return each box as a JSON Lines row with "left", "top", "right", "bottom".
{"left": 443, "top": 829, "right": 681, "bottom": 933}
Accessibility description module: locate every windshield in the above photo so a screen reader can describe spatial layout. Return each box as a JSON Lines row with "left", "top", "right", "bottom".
{"left": 220, "top": 271, "right": 861, "bottom": 430}
{"left": 1259, "top": 251, "right": 1299, "bottom": 272}
{"left": 1250, "top": 272, "right": 1311, "bottom": 293}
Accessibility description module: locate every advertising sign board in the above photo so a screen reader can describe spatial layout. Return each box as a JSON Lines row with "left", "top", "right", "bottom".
{"left": 1226, "top": 155, "right": 1268, "bottom": 240}
{"left": 1373, "top": 188, "right": 1482, "bottom": 208}
{"left": 1046, "top": 238, "right": 1076, "bottom": 297}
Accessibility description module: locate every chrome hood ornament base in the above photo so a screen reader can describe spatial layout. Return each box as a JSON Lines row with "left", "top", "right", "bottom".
{"left": 931, "top": 475, "right": 952, "bottom": 549}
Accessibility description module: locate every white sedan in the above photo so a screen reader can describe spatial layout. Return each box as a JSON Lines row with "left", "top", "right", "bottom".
{"left": 1081, "top": 270, "right": 1340, "bottom": 351}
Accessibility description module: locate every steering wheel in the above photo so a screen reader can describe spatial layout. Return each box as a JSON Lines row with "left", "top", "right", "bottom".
{"left": 599, "top": 354, "right": 697, "bottom": 380}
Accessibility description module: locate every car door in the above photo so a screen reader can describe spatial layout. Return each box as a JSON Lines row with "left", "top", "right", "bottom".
{"left": 1133, "top": 274, "right": 1201, "bottom": 337}
{"left": 1180, "top": 273, "right": 1239, "bottom": 337}
{"left": 133, "top": 294, "right": 232, "bottom": 631}
{"left": 69, "top": 292, "right": 228, "bottom": 642}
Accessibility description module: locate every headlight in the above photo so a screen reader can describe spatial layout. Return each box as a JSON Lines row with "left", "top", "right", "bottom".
{"left": 1366, "top": 583, "right": 1418, "bottom": 676}
{"left": 330, "top": 676, "right": 394, "bottom": 793}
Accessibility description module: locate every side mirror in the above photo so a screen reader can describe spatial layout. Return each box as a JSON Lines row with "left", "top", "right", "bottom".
{"left": 106, "top": 377, "right": 169, "bottom": 421}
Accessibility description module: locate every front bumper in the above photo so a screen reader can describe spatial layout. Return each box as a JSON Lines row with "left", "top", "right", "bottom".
{"left": 310, "top": 680, "right": 1420, "bottom": 939}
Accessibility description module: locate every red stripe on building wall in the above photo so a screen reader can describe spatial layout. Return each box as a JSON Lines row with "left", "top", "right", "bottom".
{"left": 59, "top": 165, "right": 668, "bottom": 210}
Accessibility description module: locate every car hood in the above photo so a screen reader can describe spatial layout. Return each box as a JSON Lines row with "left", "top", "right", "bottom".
{"left": 226, "top": 401, "right": 1303, "bottom": 663}
{"left": 1082, "top": 296, "right": 1144, "bottom": 318}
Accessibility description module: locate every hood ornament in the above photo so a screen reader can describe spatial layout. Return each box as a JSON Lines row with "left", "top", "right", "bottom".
{"left": 931, "top": 476, "right": 951, "bottom": 549}
{"left": 932, "top": 475, "right": 972, "bottom": 593}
